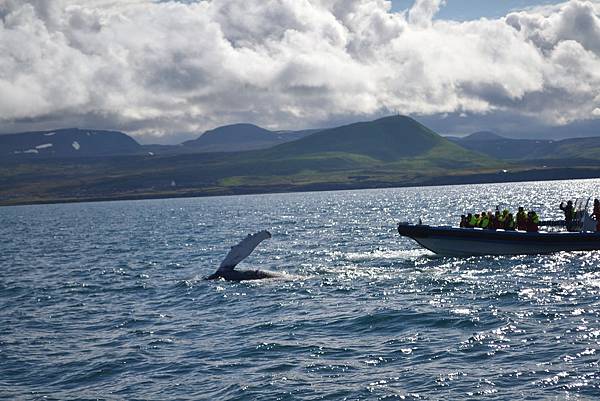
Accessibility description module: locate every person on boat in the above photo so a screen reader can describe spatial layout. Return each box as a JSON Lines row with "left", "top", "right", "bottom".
{"left": 465, "top": 213, "right": 474, "bottom": 228}
{"left": 481, "top": 212, "right": 494, "bottom": 229}
{"left": 526, "top": 211, "right": 540, "bottom": 232}
{"left": 468, "top": 213, "right": 477, "bottom": 228}
{"left": 460, "top": 215, "right": 467, "bottom": 228}
{"left": 493, "top": 210, "right": 503, "bottom": 229}
{"left": 480, "top": 211, "right": 491, "bottom": 229}
{"left": 488, "top": 211, "right": 496, "bottom": 229}
{"left": 516, "top": 207, "right": 528, "bottom": 231}
{"left": 593, "top": 199, "right": 600, "bottom": 232}
{"left": 560, "top": 200, "right": 576, "bottom": 231}
{"left": 505, "top": 213, "right": 516, "bottom": 230}
{"left": 490, "top": 211, "right": 497, "bottom": 228}
{"left": 478, "top": 211, "right": 486, "bottom": 228}
{"left": 497, "top": 210, "right": 507, "bottom": 229}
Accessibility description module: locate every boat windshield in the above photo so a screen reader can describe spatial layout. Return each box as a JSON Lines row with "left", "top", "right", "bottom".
{"left": 572, "top": 197, "right": 595, "bottom": 232}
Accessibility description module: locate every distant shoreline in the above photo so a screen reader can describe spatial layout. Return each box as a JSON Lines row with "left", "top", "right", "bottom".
{"left": 2, "top": 167, "right": 600, "bottom": 207}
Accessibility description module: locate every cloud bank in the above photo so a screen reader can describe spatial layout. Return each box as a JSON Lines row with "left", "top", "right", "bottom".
{"left": 0, "top": 0, "right": 599, "bottom": 141}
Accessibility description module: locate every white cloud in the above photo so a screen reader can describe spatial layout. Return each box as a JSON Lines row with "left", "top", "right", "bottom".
{"left": 0, "top": 0, "right": 599, "bottom": 142}
{"left": 408, "top": 0, "right": 445, "bottom": 27}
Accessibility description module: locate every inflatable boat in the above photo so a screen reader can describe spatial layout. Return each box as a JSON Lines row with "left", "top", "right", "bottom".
{"left": 397, "top": 223, "right": 600, "bottom": 256}
{"left": 397, "top": 197, "right": 600, "bottom": 256}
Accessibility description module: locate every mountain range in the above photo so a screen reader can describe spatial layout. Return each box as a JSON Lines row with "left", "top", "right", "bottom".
{"left": 1, "top": 116, "right": 600, "bottom": 206}
{"left": 3, "top": 120, "right": 600, "bottom": 163}
{"left": 0, "top": 124, "right": 317, "bottom": 159}
{"left": 449, "top": 132, "right": 600, "bottom": 164}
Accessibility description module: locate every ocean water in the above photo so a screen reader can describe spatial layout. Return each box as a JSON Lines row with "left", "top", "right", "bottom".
{"left": 2, "top": 179, "right": 600, "bottom": 400}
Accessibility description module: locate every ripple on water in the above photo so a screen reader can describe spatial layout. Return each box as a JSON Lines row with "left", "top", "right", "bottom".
{"left": 2, "top": 180, "right": 600, "bottom": 399}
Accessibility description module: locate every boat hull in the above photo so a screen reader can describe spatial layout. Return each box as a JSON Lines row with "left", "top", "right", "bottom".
{"left": 397, "top": 223, "right": 600, "bottom": 256}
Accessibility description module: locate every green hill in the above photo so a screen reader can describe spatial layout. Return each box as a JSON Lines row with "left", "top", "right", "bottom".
{"left": 271, "top": 115, "right": 442, "bottom": 160}
{"left": 257, "top": 115, "right": 493, "bottom": 170}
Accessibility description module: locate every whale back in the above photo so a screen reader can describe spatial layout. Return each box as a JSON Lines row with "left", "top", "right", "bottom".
{"left": 218, "top": 230, "right": 272, "bottom": 270}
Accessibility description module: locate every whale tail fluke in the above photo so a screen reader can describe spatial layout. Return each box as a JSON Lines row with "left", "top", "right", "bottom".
{"left": 206, "top": 230, "right": 273, "bottom": 281}
{"left": 218, "top": 230, "right": 271, "bottom": 270}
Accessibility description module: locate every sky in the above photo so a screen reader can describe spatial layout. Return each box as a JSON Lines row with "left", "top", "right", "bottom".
{"left": 0, "top": 0, "right": 599, "bottom": 143}
{"left": 391, "top": 0, "right": 566, "bottom": 19}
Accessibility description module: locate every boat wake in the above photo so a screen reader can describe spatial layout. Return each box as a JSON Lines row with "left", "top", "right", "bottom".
{"left": 343, "top": 248, "right": 433, "bottom": 262}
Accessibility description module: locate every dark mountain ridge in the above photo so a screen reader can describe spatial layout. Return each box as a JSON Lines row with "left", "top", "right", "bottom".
{"left": 449, "top": 132, "right": 600, "bottom": 161}
{"left": 0, "top": 128, "right": 142, "bottom": 159}
{"left": 181, "top": 123, "right": 316, "bottom": 152}
{"left": 461, "top": 131, "right": 507, "bottom": 141}
{"left": 0, "top": 123, "right": 319, "bottom": 159}
{"left": 183, "top": 123, "right": 275, "bottom": 151}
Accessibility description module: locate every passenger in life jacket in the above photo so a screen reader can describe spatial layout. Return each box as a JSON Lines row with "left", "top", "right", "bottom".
{"left": 516, "top": 206, "right": 528, "bottom": 231}
{"left": 474, "top": 213, "right": 481, "bottom": 227}
{"left": 477, "top": 211, "right": 484, "bottom": 228}
{"left": 476, "top": 212, "right": 483, "bottom": 227}
{"left": 480, "top": 211, "right": 491, "bottom": 229}
{"left": 527, "top": 211, "right": 540, "bottom": 232}
{"left": 505, "top": 213, "right": 516, "bottom": 230}
{"left": 460, "top": 215, "right": 467, "bottom": 228}
{"left": 497, "top": 210, "right": 507, "bottom": 229}
{"left": 593, "top": 199, "right": 600, "bottom": 232}
{"left": 465, "top": 213, "right": 474, "bottom": 228}
{"left": 469, "top": 213, "right": 478, "bottom": 228}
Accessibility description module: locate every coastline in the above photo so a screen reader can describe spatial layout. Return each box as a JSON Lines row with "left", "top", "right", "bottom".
{"left": 2, "top": 166, "right": 600, "bottom": 207}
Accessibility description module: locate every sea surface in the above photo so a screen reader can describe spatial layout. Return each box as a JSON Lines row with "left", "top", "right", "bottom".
{"left": 2, "top": 179, "right": 600, "bottom": 400}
